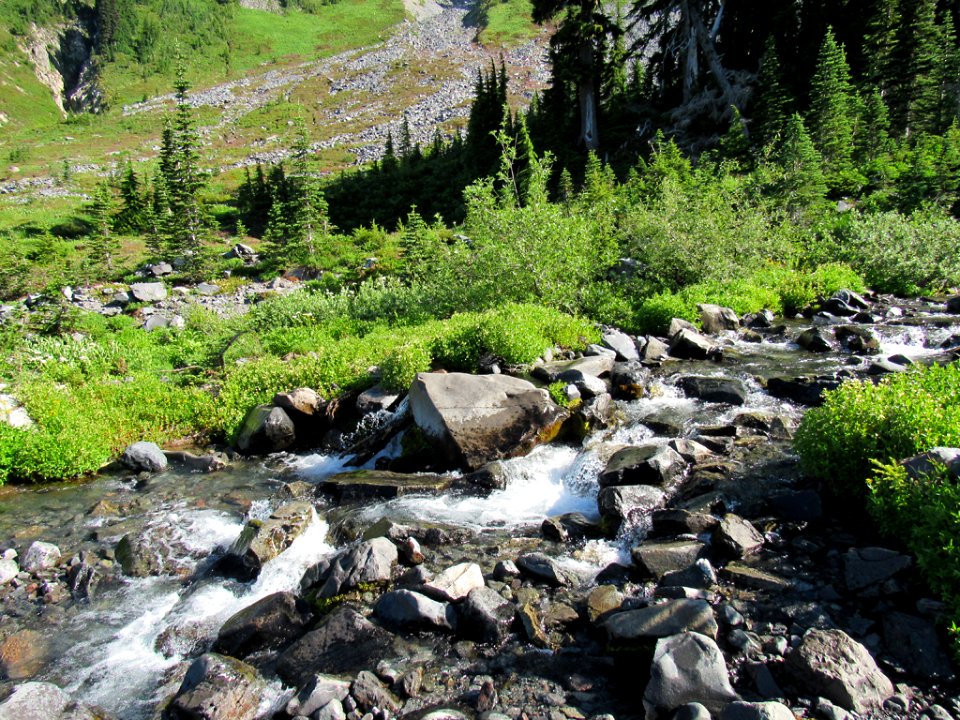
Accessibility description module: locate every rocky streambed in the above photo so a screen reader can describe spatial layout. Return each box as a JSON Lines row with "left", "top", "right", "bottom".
{"left": 2, "top": 292, "right": 960, "bottom": 720}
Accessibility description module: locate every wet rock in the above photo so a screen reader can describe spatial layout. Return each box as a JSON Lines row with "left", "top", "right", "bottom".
{"left": 129, "top": 282, "right": 167, "bottom": 302}
{"left": 534, "top": 355, "right": 615, "bottom": 383}
{"left": 785, "top": 628, "right": 893, "bottom": 713}
{"left": 315, "top": 537, "right": 398, "bottom": 598}
{"left": 639, "top": 336, "right": 670, "bottom": 363}
{"left": 661, "top": 559, "right": 718, "bottom": 590}
{"left": 844, "top": 547, "right": 912, "bottom": 591}
{"left": 698, "top": 304, "right": 740, "bottom": 334}
{"left": 719, "top": 701, "right": 795, "bottom": 720}
{"left": 286, "top": 675, "right": 351, "bottom": 718}
{"left": 0, "top": 556, "right": 18, "bottom": 585}
{"left": 597, "top": 485, "right": 667, "bottom": 532}
{"left": 768, "top": 490, "right": 822, "bottom": 522}
{"left": 274, "top": 387, "right": 328, "bottom": 442}
{"left": 602, "top": 329, "right": 639, "bottom": 361}
{"left": 356, "top": 385, "right": 400, "bottom": 415}
{"left": 493, "top": 560, "right": 520, "bottom": 580}
{"left": 0, "top": 681, "right": 70, "bottom": 719}
{"left": 557, "top": 370, "right": 607, "bottom": 399}
{"left": 541, "top": 513, "right": 602, "bottom": 542}
{"left": 796, "top": 327, "right": 833, "bottom": 352}
{"left": 901, "top": 447, "right": 960, "bottom": 481}
{"left": 766, "top": 376, "right": 843, "bottom": 406}
{"left": 667, "top": 439, "right": 714, "bottom": 465}
{"left": 721, "top": 564, "right": 792, "bottom": 592}
{"left": 352, "top": 670, "right": 400, "bottom": 714}
{"left": 642, "top": 632, "right": 739, "bottom": 719}
{"left": 120, "top": 441, "right": 167, "bottom": 473}
{"left": 516, "top": 553, "right": 577, "bottom": 587}
{"left": 745, "top": 310, "right": 776, "bottom": 328}
{"left": 609, "top": 361, "right": 647, "bottom": 399}
{"left": 22, "top": 541, "right": 60, "bottom": 572}
{"left": 518, "top": 603, "right": 550, "bottom": 648}
{"left": 668, "top": 318, "right": 698, "bottom": 337}
{"left": 672, "top": 704, "right": 712, "bottom": 720}
{"left": 234, "top": 405, "right": 296, "bottom": 455}
{"left": 586, "top": 585, "right": 623, "bottom": 623}
{"left": 409, "top": 372, "right": 569, "bottom": 471}
{"left": 599, "top": 444, "right": 686, "bottom": 488}
{"left": 835, "top": 326, "right": 881, "bottom": 354}
{"left": 399, "top": 667, "right": 423, "bottom": 698}
{"left": 669, "top": 329, "right": 722, "bottom": 361}
{"left": 321, "top": 470, "right": 453, "bottom": 501}
{"left": 882, "top": 612, "right": 954, "bottom": 679}
{"left": 169, "top": 653, "right": 266, "bottom": 720}
{"left": 461, "top": 462, "right": 509, "bottom": 491}
{"left": 115, "top": 532, "right": 176, "bottom": 577}
{"left": 422, "top": 562, "right": 484, "bottom": 601}
{"left": 868, "top": 358, "right": 910, "bottom": 375}
{"left": 375, "top": 589, "right": 457, "bottom": 632}
{"left": 164, "top": 450, "right": 227, "bottom": 473}
{"left": 604, "top": 599, "right": 718, "bottom": 642}
{"left": 947, "top": 295, "right": 960, "bottom": 313}
{"left": 714, "top": 514, "right": 764, "bottom": 559}
{"left": 276, "top": 607, "right": 395, "bottom": 687}
{"left": 67, "top": 561, "right": 98, "bottom": 600}
{"left": 651, "top": 509, "right": 718, "bottom": 538}
{"left": 215, "top": 591, "right": 315, "bottom": 659}
{"left": 459, "top": 586, "right": 516, "bottom": 643}
{"left": 632, "top": 540, "right": 706, "bottom": 580}
{"left": 221, "top": 502, "right": 314, "bottom": 581}
{"left": 475, "top": 679, "right": 498, "bottom": 712}
{"left": 678, "top": 376, "right": 748, "bottom": 406}
{"left": 0, "top": 630, "right": 47, "bottom": 680}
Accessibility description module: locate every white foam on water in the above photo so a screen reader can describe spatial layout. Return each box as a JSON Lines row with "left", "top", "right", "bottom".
{"left": 291, "top": 452, "right": 362, "bottom": 481}
{"left": 358, "top": 444, "right": 598, "bottom": 531}
{"left": 62, "top": 509, "right": 334, "bottom": 719}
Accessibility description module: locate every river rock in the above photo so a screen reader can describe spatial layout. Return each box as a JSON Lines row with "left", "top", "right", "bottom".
{"left": 321, "top": 469, "right": 453, "bottom": 500}
{"left": 534, "top": 355, "right": 615, "bottom": 383}
{"left": 115, "top": 532, "right": 177, "bottom": 577}
{"left": 215, "top": 592, "right": 315, "bottom": 659}
{"left": 221, "top": 502, "right": 314, "bottom": 580}
{"left": 609, "top": 361, "right": 647, "bottom": 399}
{"left": 640, "top": 336, "right": 670, "bottom": 362}
{"left": 375, "top": 589, "right": 457, "bottom": 632}
{"left": 602, "top": 328, "right": 640, "bottom": 361}
{"left": 604, "top": 599, "right": 718, "bottom": 642}
{"left": 844, "top": 547, "right": 912, "bottom": 591}
{"left": 234, "top": 405, "right": 296, "bottom": 455}
{"left": 557, "top": 369, "right": 608, "bottom": 398}
{"left": 632, "top": 539, "right": 706, "bottom": 580}
{"left": 835, "top": 325, "right": 881, "bottom": 354}
{"left": 0, "top": 557, "right": 17, "bottom": 585}
{"left": 661, "top": 559, "right": 718, "bottom": 590}
{"left": 796, "top": 327, "right": 833, "bottom": 352}
{"left": 459, "top": 586, "right": 516, "bottom": 643}
{"left": 766, "top": 375, "right": 843, "bottom": 406}
{"left": 651, "top": 509, "right": 719, "bottom": 537}
{"left": 786, "top": 628, "right": 893, "bottom": 713}
{"left": 586, "top": 585, "right": 623, "bottom": 623}
{"left": 287, "top": 675, "right": 351, "bottom": 718}
{"left": 516, "top": 552, "right": 577, "bottom": 587}
{"left": 315, "top": 537, "right": 398, "bottom": 598}
{"left": 169, "top": 653, "right": 267, "bottom": 720}
{"left": 129, "top": 282, "right": 167, "bottom": 302}
{"left": 461, "top": 461, "right": 509, "bottom": 491}
{"left": 276, "top": 607, "right": 395, "bottom": 686}
{"left": 598, "top": 485, "right": 667, "bottom": 532}
{"left": 719, "top": 701, "right": 795, "bottom": 720}
{"left": 714, "top": 514, "right": 764, "bottom": 559}
{"left": 722, "top": 564, "right": 792, "bottom": 592}
{"left": 678, "top": 376, "right": 749, "bottom": 405}
{"left": 22, "top": 541, "right": 61, "bottom": 573}
{"left": 119, "top": 441, "right": 168, "bottom": 473}
{"left": 352, "top": 670, "right": 400, "bottom": 713}
{"left": 518, "top": 603, "right": 550, "bottom": 648}
{"left": 599, "top": 444, "right": 686, "bottom": 488}
{"left": 422, "top": 561, "right": 484, "bottom": 601}
{"left": 541, "top": 512, "right": 602, "bottom": 542}
{"left": 274, "top": 387, "right": 328, "bottom": 444}
{"left": 901, "top": 447, "right": 960, "bottom": 481}
{"left": 946, "top": 295, "right": 960, "bottom": 313}
{"left": 882, "top": 612, "right": 954, "bottom": 679}
{"left": 669, "top": 328, "right": 721, "bottom": 361}
{"left": 698, "top": 304, "right": 739, "bottom": 334}
{"left": 409, "top": 372, "right": 569, "bottom": 471}
{"left": 0, "top": 681, "right": 71, "bottom": 720}
{"left": 668, "top": 318, "right": 698, "bottom": 337}
{"left": 0, "top": 630, "right": 47, "bottom": 680}
{"left": 642, "top": 632, "right": 739, "bottom": 719}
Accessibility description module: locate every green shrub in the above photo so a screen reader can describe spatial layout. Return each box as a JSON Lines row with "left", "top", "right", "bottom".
{"left": 634, "top": 291, "right": 698, "bottom": 336}
{"left": 794, "top": 362, "right": 960, "bottom": 498}
{"left": 380, "top": 340, "right": 433, "bottom": 392}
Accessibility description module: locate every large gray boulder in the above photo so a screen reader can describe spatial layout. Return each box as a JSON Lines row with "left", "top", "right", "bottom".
{"left": 459, "top": 586, "right": 516, "bottom": 644}
{"left": 214, "top": 591, "right": 315, "bottom": 659}
{"left": 720, "top": 701, "right": 795, "bottom": 720}
{"left": 669, "top": 329, "right": 721, "bottom": 361}
{"left": 0, "top": 681, "right": 70, "bottom": 720}
{"left": 632, "top": 539, "right": 706, "bottom": 579}
{"left": 643, "top": 632, "right": 739, "bottom": 719}
{"left": 901, "top": 447, "right": 960, "bottom": 481}
{"left": 22, "top": 541, "right": 61, "bottom": 573}
{"left": 602, "top": 328, "right": 640, "bottom": 361}
{"left": 516, "top": 552, "right": 578, "bottom": 587}
{"left": 599, "top": 444, "right": 686, "bottom": 488}
{"left": 714, "top": 514, "right": 764, "bottom": 559}
{"left": 286, "top": 675, "right": 351, "bottom": 719}
{"left": 234, "top": 405, "right": 296, "bottom": 455}
{"left": 598, "top": 485, "right": 667, "bottom": 532}
{"left": 129, "top": 282, "right": 167, "bottom": 302}
{"left": 698, "top": 304, "right": 739, "bottom": 335}
{"left": 121, "top": 441, "right": 168, "bottom": 473}
{"left": 844, "top": 546, "right": 912, "bottom": 591}
{"left": 409, "top": 372, "right": 569, "bottom": 470}
{"left": 421, "top": 562, "right": 484, "bottom": 601}
{"left": 220, "top": 502, "right": 314, "bottom": 581}
{"left": 604, "top": 600, "right": 718, "bottom": 642}
{"left": 375, "top": 589, "right": 457, "bottom": 632}
{"left": 785, "top": 628, "right": 893, "bottom": 713}
{"left": 315, "top": 537, "right": 398, "bottom": 599}
{"left": 678, "top": 376, "right": 749, "bottom": 406}
{"left": 169, "top": 653, "right": 267, "bottom": 720}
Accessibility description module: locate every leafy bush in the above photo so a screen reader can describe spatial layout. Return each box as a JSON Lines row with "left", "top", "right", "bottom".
{"left": 794, "top": 362, "right": 960, "bottom": 498}
{"left": 380, "top": 340, "right": 433, "bottom": 391}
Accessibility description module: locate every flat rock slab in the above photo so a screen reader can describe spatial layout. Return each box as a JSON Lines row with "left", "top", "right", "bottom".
{"left": 632, "top": 539, "right": 706, "bottom": 580}
{"left": 643, "top": 632, "right": 739, "bottom": 719}
{"left": 321, "top": 470, "right": 452, "bottom": 501}
{"left": 721, "top": 564, "right": 792, "bottom": 593}
{"left": 535, "top": 355, "right": 616, "bottom": 382}
{"left": 375, "top": 589, "right": 457, "bottom": 632}
{"left": 130, "top": 282, "right": 167, "bottom": 302}
{"left": 600, "top": 444, "right": 686, "bottom": 488}
{"left": 422, "top": 562, "right": 485, "bottom": 601}
{"left": 844, "top": 547, "right": 912, "bottom": 591}
{"left": 786, "top": 628, "right": 893, "bottom": 714}
{"left": 604, "top": 599, "right": 718, "bottom": 641}
{"left": 215, "top": 591, "right": 315, "bottom": 659}
{"left": 409, "top": 372, "right": 569, "bottom": 471}
{"left": 678, "top": 376, "right": 749, "bottom": 406}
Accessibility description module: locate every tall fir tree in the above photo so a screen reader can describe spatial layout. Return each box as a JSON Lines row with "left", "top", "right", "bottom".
{"left": 807, "top": 27, "right": 858, "bottom": 190}
{"left": 862, "top": 0, "right": 899, "bottom": 91}
{"left": 87, "top": 181, "right": 119, "bottom": 275}
{"left": 751, "top": 35, "right": 793, "bottom": 150}
{"left": 891, "top": 0, "right": 942, "bottom": 135}
{"left": 115, "top": 162, "right": 149, "bottom": 233}
{"left": 776, "top": 113, "right": 827, "bottom": 219}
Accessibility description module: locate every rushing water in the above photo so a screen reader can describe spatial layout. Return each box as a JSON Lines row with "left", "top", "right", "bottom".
{"left": 0, "top": 298, "right": 957, "bottom": 718}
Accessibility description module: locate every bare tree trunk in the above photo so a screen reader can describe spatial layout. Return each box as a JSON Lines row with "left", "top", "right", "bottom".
{"left": 680, "top": 0, "right": 699, "bottom": 103}
{"left": 579, "top": 41, "right": 600, "bottom": 150}
{"left": 691, "top": 0, "right": 744, "bottom": 128}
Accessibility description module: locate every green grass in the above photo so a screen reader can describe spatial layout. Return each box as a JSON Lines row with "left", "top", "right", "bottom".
{"left": 470, "top": 0, "right": 539, "bottom": 47}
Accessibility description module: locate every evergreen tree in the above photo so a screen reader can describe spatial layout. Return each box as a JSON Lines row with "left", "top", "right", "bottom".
{"left": 776, "top": 113, "right": 827, "bottom": 218}
{"left": 115, "top": 162, "right": 149, "bottom": 233}
{"left": 807, "top": 27, "right": 858, "bottom": 190}
{"left": 751, "top": 35, "right": 792, "bottom": 149}
{"left": 939, "top": 15, "right": 960, "bottom": 129}
{"left": 95, "top": 0, "right": 120, "bottom": 59}
{"left": 87, "top": 182, "right": 119, "bottom": 275}
{"left": 862, "top": 0, "right": 899, "bottom": 91}
{"left": 891, "top": 0, "right": 942, "bottom": 135}
{"left": 855, "top": 87, "right": 894, "bottom": 168}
